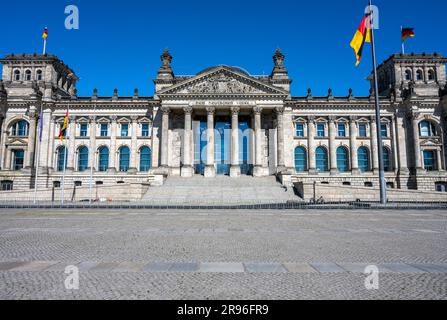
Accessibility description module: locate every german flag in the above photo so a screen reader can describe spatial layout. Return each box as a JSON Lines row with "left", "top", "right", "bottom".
{"left": 402, "top": 28, "right": 415, "bottom": 42}
{"left": 350, "top": 13, "right": 372, "bottom": 66}
{"left": 42, "top": 27, "right": 48, "bottom": 40}
{"left": 59, "top": 110, "right": 69, "bottom": 141}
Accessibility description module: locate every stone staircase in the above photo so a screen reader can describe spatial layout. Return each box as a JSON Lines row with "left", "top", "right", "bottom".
{"left": 141, "top": 175, "right": 301, "bottom": 205}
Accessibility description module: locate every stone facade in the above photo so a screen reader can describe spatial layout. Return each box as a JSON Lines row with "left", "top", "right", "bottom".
{"left": 0, "top": 50, "right": 446, "bottom": 194}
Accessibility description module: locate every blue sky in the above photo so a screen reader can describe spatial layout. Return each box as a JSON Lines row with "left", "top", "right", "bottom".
{"left": 2, "top": 0, "right": 445, "bottom": 97}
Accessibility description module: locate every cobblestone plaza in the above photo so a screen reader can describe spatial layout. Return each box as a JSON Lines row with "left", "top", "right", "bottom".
{"left": 0, "top": 209, "right": 446, "bottom": 300}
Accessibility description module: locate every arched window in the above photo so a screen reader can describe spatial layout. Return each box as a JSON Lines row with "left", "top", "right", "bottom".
{"left": 336, "top": 147, "right": 349, "bottom": 172}
{"left": 416, "top": 70, "right": 423, "bottom": 81}
{"left": 383, "top": 147, "right": 392, "bottom": 172}
{"left": 419, "top": 121, "right": 436, "bottom": 137}
{"left": 139, "top": 146, "right": 152, "bottom": 172}
{"left": 11, "top": 120, "right": 29, "bottom": 136}
{"left": 98, "top": 147, "right": 109, "bottom": 172}
{"left": 428, "top": 69, "right": 435, "bottom": 81}
{"left": 14, "top": 70, "right": 21, "bottom": 81}
{"left": 358, "top": 147, "right": 370, "bottom": 172}
{"left": 423, "top": 150, "right": 436, "bottom": 171}
{"left": 405, "top": 70, "right": 412, "bottom": 81}
{"left": 119, "top": 146, "right": 130, "bottom": 172}
{"left": 77, "top": 146, "right": 89, "bottom": 172}
{"left": 13, "top": 149, "right": 24, "bottom": 171}
{"left": 36, "top": 69, "right": 43, "bottom": 81}
{"left": 57, "top": 146, "right": 67, "bottom": 172}
{"left": 25, "top": 70, "right": 32, "bottom": 81}
{"left": 294, "top": 147, "right": 307, "bottom": 172}
{"left": 315, "top": 147, "right": 328, "bottom": 172}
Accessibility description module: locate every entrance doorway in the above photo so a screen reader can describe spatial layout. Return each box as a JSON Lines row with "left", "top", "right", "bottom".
{"left": 215, "top": 118, "right": 231, "bottom": 175}
{"left": 194, "top": 118, "right": 207, "bottom": 175}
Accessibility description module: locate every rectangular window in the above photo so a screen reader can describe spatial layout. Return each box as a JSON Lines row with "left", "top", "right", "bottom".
{"left": 295, "top": 123, "right": 304, "bottom": 137}
{"left": 100, "top": 124, "right": 108, "bottom": 137}
{"left": 338, "top": 124, "right": 346, "bottom": 137}
{"left": 316, "top": 124, "right": 325, "bottom": 137}
{"left": 121, "top": 123, "right": 129, "bottom": 137}
{"left": 141, "top": 123, "right": 150, "bottom": 137}
{"left": 381, "top": 124, "right": 388, "bottom": 138}
{"left": 358, "top": 124, "right": 367, "bottom": 137}
{"left": 80, "top": 124, "right": 88, "bottom": 137}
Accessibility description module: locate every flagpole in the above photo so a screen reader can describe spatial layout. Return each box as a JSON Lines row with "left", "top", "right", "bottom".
{"left": 61, "top": 109, "right": 69, "bottom": 205}
{"left": 89, "top": 104, "right": 97, "bottom": 204}
{"left": 401, "top": 26, "right": 405, "bottom": 54}
{"left": 33, "top": 111, "right": 43, "bottom": 204}
{"left": 369, "top": 0, "right": 387, "bottom": 204}
{"left": 43, "top": 39, "right": 47, "bottom": 55}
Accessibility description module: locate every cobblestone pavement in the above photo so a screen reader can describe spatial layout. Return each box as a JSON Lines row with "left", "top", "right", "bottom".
{"left": 0, "top": 209, "right": 446, "bottom": 300}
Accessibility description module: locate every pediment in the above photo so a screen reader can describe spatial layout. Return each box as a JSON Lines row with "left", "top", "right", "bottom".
{"left": 7, "top": 137, "right": 28, "bottom": 145}
{"left": 157, "top": 66, "right": 288, "bottom": 97}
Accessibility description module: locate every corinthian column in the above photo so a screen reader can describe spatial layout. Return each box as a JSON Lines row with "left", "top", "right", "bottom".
{"left": 329, "top": 116, "right": 337, "bottom": 174}
{"left": 411, "top": 112, "right": 423, "bottom": 171}
{"left": 160, "top": 107, "right": 170, "bottom": 170}
{"left": 109, "top": 116, "right": 117, "bottom": 172}
{"left": 67, "top": 115, "right": 76, "bottom": 171}
{"left": 308, "top": 116, "right": 316, "bottom": 173}
{"left": 253, "top": 107, "right": 264, "bottom": 177}
{"left": 25, "top": 110, "right": 38, "bottom": 169}
{"left": 181, "top": 106, "right": 194, "bottom": 177}
{"left": 230, "top": 107, "right": 241, "bottom": 178}
{"left": 275, "top": 107, "right": 285, "bottom": 173}
{"left": 88, "top": 115, "right": 97, "bottom": 170}
{"left": 350, "top": 116, "right": 359, "bottom": 173}
{"left": 204, "top": 107, "right": 216, "bottom": 178}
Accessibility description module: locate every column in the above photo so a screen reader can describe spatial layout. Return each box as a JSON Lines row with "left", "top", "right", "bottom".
{"left": 160, "top": 107, "right": 170, "bottom": 170}
{"left": 437, "top": 149, "right": 443, "bottom": 171}
{"left": 88, "top": 116, "right": 97, "bottom": 170}
{"left": 0, "top": 115, "right": 4, "bottom": 170}
{"left": 67, "top": 115, "right": 76, "bottom": 171}
{"left": 48, "top": 116, "right": 56, "bottom": 171}
{"left": 329, "top": 116, "right": 337, "bottom": 173}
{"left": 25, "top": 111, "right": 38, "bottom": 169}
{"left": 38, "top": 109, "right": 52, "bottom": 173}
{"left": 181, "top": 106, "right": 194, "bottom": 177}
{"left": 350, "top": 116, "right": 359, "bottom": 173}
{"left": 130, "top": 116, "right": 138, "bottom": 173}
{"left": 204, "top": 107, "right": 215, "bottom": 178}
{"left": 275, "top": 107, "right": 285, "bottom": 172}
{"left": 109, "top": 116, "right": 117, "bottom": 172}
{"left": 308, "top": 116, "right": 316, "bottom": 173}
{"left": 411, "top": 112, "right": 423, "bottom": 171}
{"left": 390, "top": 116, "right": 399, "bottom": 173}
{"left": 395, "top": 111, "right": 409, "bottom": 173}
{"left": 230, "top": 107, "right": 241, "bottom": 178}
{"left": 370, "top": 116, "right": 379, "bottom": 172}
{"left": 253, "top": 107, "right": 263, "bottom": 177}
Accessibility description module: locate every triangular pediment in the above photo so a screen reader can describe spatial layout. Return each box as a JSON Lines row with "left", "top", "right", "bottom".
{"left": 157, "top": 66, "right": 288, "bottom": 96}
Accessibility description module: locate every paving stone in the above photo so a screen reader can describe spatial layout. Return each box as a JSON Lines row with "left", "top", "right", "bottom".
{"left": 90, "top": 262, "right": 121, "bottom": 272}
{"left": 380, "top": 263, "right": 426, "bottom": 273}
{"left": 310, "top": 263, "right": 345, "bottom": 273}
{"left": 143, "top": 262, "right": 172, "bottom": 272}
{"left": 0, "top": 261, "right": 28, "bottom": 271}
{"left": 9, "top": 261, "right": 59, "bottom": 272}
{"left": 244, "top": 263, "right": 287, "bottom": 273}
{"left": 169, "top": 262, "right": 199, "bottom": 272}
{"left": 283, "top": 263, "right": 318, "bottom": 273}
{"left": 199, "top": 263, "right": 244, "bottom": 273}
{"left": 113, "top": 262, "right": 145, "bottom": 272}
{"left": 409, "top": 264, "right": 447, "bottom": 274}
{"left": 76, "top": 261, "right": 100, "bottom": 272}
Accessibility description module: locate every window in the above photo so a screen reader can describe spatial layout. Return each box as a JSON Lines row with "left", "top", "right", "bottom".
{"left": 405, "top": 70, "right": 412, "bottom": 81}
{"left": 12, "top": 150, "right": 24, "bottom": 171}
{"left": 53, "top": 181, "right": 61, "bottom": 188}
{"left": 25, "top": 70, "right": 32, "bottom": 81}
{"left": 139, "top": 146, "right": 152, "bottom": 172}
{"left": 316, "top": 124, "right": 325, "bottom": 137}
{"left": 100, "top": 123, "right": 108, "bottom": 137}
{"left": 141, "top": 123, "right": 150, "bottom": 137}
{"left": 294, "top": 147, "right": 307, "bottom": 172}
{"left": 14, "top": 70, "right": 21, "bottom": 81}
{"left": 315, "top": 147, "right": 328, "bottom": 172}
{"left": 295, "top": 123, "right": 304, "bottom": 137}
{"left": 119, "top": 146, "right": 130, "bottom": 172}
{"left": 423, "top": 150, "right": 436, "bottom": 171}
{"left": 80, "top": 124, "right": 88, "bottom": 137}
{"left": 387, "top": 182, "right": 395, "bottom": 189}
{"left": 416, "top": 70, "right": 423, "bottom": 81}
{"left": 95, "top": 181, "right": 103, "bottom": 185}
{"left": 428, "top": 69, "right": 435, "bottom": 81}
{"left": 380, "top": 123, "right": 388, "bottom": 138}
{"left": 383, "top": 147, "right": 392, "bottom": 172}
{"left": 98, "top": 147, "right": 109, "bottom": 172}
{"left": 36, "top": 70, "right": 43, "bottom": 81}
{"left": 77, "top": 146, "right": 89, "bottom": 172}
{"left": 338, "top": 123, "right": 346, "bottom": 137}
{"left": 358, "top": 124, "right": 367, "bottom": 137}
{"left": 364, "top": 182, "right": 373, "bottom": 187}
{"left": 57, "top": 146, "right": 67, "bottom": 171}
{"left": 1, "top": 180, "right": 13, "bottom": 191}
{"left": 121, "top": 123, "right": 129, "bottom": 137}
{"left": 74, "top": 181, "right": 82, "bottom": 187}
{"left": 419, "top": 121, "right": 436, "bottom": 137}
{"left": 435, "top": 182, "right": 447, "bottom": 192}
{"left": 336, "top": 147, "right": 349, "bottom": 172}
{"left": 11, "top": 120, "right": 29, "bottom": 136}
{"left": 358, "top": 147, "right": 370, "bottom": 172}
{"left": 343, "top": 182, "right": 351, "bottom": 186}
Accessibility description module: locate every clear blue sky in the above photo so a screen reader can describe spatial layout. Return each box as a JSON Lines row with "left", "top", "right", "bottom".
{"left": 2, "top": 0, "right": 445, "bottom": 97}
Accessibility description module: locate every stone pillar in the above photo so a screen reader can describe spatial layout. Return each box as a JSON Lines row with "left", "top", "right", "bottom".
{"left": 25, "top": 111, "right": 38, "bottom": 169}
{"left": 308, "top": 116, "right": 316, "bottom": 173}
{"left": 88, "top": 116, "right": 97, "bottom": 170}
{"left": 390, "top": 116, "right": 399, "bottom": 172}
{"left": 160, "top": 107, "right": 170, "bottom": 170}
{"left": 37, "top": 109, "right": 52, "bottom": 173}
{"left": 395, "top": 111, "right": 409, "bottom": 173}
{"left": 370, "top": 116, "right": 379, "bottom": 172}
{"left": 253, "top": 107, "right": 263, "bottom": 177}
{"left": 181, "top": 106, "right": 194, "bottom": 177}
{"left": 230, "top": 107, "right": 241, "bottom": 178}
{"left": 329, "top": 116, "right": 337, "bottom": 173}
{"left": 204, "top": 107, "right": 216, "bottom": 178}
{"left": 349, "top": 116, "right": 359, "bottom": 173}
{"left": 109, "top": 117, "right": 117, "bottom": 172}
{"left": 275, "top": 107, "right": 285, "bottom": 172}
{"left": 67, "top": 115, "right": 76, "bottom": 171}
{"left": 5, "top": 147, "right": 12, "bottom": 170}
{"left": 411, "top": 113, "right": 423, "bottom": 171}
{"left": 437, "top": 149, "right": 443, "bottom": 171}
{"left": 130, "top": 116, "right": 138, "bottom": 173}
{"left": 0, "top": 115, "right": 4, "bottom": 170}
{"left": 48, "top": 116, "right": 56, "bottom": 171}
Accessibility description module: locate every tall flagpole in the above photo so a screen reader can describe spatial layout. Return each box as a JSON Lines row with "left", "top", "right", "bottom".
{"left": 369, "top": 0, "right": 387, "bottom": 204}
{"left": 33, "top": 110, "right": 43, "bottom": 204}
{"left": 401, "top": 26, "right": 405, "bottom": 54}
{"left": 42, "top": 27, "right": 47, "bottom": 55}
{"left": 61, "top": 109, "right": 69, "bottom": 205}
